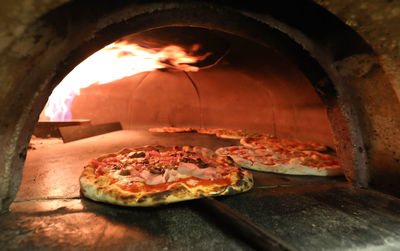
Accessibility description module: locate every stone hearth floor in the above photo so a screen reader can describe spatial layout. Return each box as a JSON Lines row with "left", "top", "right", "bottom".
{"left": 1, "top": 130, "right": 400, "bottom": 250}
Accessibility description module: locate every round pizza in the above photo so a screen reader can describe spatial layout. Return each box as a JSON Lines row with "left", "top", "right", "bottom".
{"left": 148, "top": 127, "right": 196, "bottom": 133}
{"left": 79, "top": 145, "right": 253, "bottom": 207}
{"left": 215, "top": 145, "right": 342, "bottom": 176}
{"left": 240, "top": 136, "right": 328, "bottom": 152}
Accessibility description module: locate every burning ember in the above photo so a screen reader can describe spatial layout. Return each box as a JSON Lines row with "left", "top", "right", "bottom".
{"left": 44, "top": 42, "right": 209, "bottom": 121}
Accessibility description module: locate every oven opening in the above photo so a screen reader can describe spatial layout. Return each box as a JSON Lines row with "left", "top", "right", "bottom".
{"left": 23, "top": 27, "right": 346, "bottom": 249}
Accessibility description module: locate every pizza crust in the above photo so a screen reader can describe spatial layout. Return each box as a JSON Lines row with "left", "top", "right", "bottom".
{"left": 80, "top": 174, "right": 252, "bottom": 206}
{"left": 80, "top": 146, "right": 253, "bottom": 206}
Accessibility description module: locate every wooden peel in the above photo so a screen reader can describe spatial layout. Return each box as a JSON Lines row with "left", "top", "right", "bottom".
{"left": 59, "top": 122, "right": 122, "bottom": 143}
{"left": 197, "top": 197, "right": 297, "bottom": 251}
{"left": 34, "top": 119, "right": 91, "bottom": 138}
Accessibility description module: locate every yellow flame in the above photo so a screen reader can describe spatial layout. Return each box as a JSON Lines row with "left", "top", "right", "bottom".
{"left": 44, "top": 42, "right": 207, "bottom": 121}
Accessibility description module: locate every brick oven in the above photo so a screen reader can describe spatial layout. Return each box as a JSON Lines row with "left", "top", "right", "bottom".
{"left": 1, "top": 0, "right": 400, "bottom": 250}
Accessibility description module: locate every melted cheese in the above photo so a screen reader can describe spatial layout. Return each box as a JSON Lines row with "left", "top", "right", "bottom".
{"left": 102, "top": 148, "right": 232, "bottom": 187}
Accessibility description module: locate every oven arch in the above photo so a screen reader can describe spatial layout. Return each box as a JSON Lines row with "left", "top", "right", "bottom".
{"left": 1, "top": 0, "right": 393, "bottom": 212}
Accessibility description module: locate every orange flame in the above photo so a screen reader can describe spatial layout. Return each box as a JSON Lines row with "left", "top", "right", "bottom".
{"left": 44, "top": 42, "right": 208, "bottom": 121}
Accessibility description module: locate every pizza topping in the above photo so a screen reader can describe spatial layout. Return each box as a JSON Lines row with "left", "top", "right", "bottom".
{"left": 181, "top": 156, "right": 209, "bottom": 169}
{"left": 181, "top": 157, "right": 197, "bottom": 164}
{"left": 131, "top": 176, "right": 145, "bottom": 182}
{"left": 119, "top": 169, "right": 131, "bottom": 176}
{"left": 177, "top": 162, "right": 200, "bottom": 176}
{"left": 89, "top": 159, "right": 100, "bottom": 167}
{"left": 164, "top": 169, "right": 179, "bottom": 183}
{"left": 93, "top": 147, "right": 238, "bottom": 186}
{"left": 146, "top": 150, "right": 161, "bottom": 158}
{"left": 103, "top": 156, "right": 121, "bottom": 163}
{"left": 111, "top": 164, "right": 121, "bottom": 170}
{"left": 197, "top": 160, "right": 209, "bottom": 169}
{"left": 129, "top": 151, "right": 146, "bottom": 158}
{"left": 149, "top": 166, "right": 165, "bottom": 174}
{"left": 241, "top": 136, "right": 328, "bottom": 153}
{"left": 145, "top": 173, "right": 166, "bottom": 185}
{"left": 95, "top": 167, "right": 105, "bottom": 176}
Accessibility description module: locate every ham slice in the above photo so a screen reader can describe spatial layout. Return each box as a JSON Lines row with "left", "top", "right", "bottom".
{"left": 163, "top": 169, "right": 179, "bottom": 183}
{"left": 140, "top": 169, "right": 165, "bottom": 185}
{"left": 193, "top": 167, "right": 221, "bottom": 180}
{"left": 145, "top": 174, "right": 165, "bottom": 185}
{"left": 177, "top": 162, "right": 220, "bottom": 180}
{"left": 177, "top": 162, "right": 198, "bottom": 176}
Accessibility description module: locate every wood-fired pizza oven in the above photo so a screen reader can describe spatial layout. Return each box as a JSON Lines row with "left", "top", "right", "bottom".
{"left": 1, "top": 0, "right": 400, "bottom": 250}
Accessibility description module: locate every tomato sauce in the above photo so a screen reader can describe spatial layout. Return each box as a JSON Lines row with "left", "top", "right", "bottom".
{"left": 90, "top": 159, "right": 100, "bottom": 167}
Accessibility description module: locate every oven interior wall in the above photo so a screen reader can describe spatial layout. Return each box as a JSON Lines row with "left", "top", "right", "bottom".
{"left": 57, "top": 29, "right": 334, "bottom": 147}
